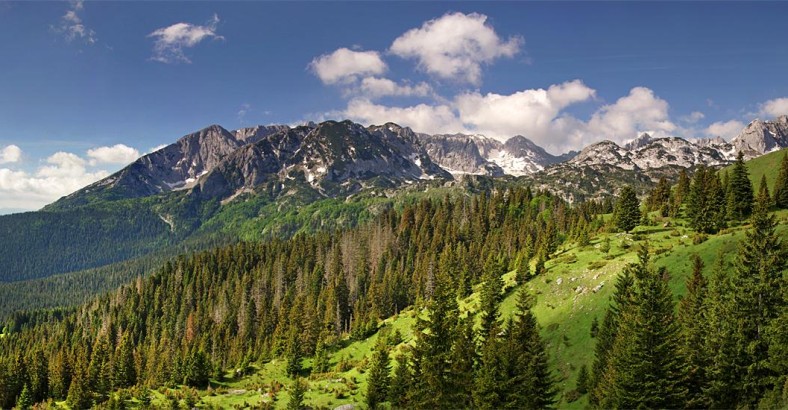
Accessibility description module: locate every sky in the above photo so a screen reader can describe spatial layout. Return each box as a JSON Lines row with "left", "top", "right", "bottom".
{"left": 1, "top": 1, "right": 787, "bottom": 213}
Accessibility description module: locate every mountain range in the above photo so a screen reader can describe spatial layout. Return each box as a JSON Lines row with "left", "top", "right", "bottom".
{"left": 49, "top": 114, "right": 788, "bottom": 210}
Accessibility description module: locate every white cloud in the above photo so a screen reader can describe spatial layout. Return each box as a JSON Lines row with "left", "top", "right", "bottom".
{"left": 705, "top": 120, "right": 744, "bottom": 140}
{"left": 390, "top": 12, "right": 522, "bottom": 85}
{"left": 148, "top": 144, "right": 168, "bottom": 154}
{"left": 237, "top": 103, "right": 251, "bottom": 123}
{"left": 0, "top": 145, "right": 22, "bottom": 164}
{"left": 309, "top": 48, "right": 387, "bottom": 85}
{"left": 54, "top": 0, "right": 97, "bottom": 45}
{"left": 148, "top": 14, "right": 223, "bottom": 64}
{"left": 760, "top": 97, "right": 788, "bottom": 118}
{"left": 0, "top": 152, "right": 109, "bottom": 211}
{"left": 454, "top": 80, "right": 596, "bottom": 143}
{"left": 681, "top": 111, "right": 705, "bottom": 124}
{"left": 86, "top": 144, "right": 140, "bottom": 166}
{"left": 344, "top": 99, "right": 465, "bottom": 135}
{"left": 358, "top": 77, "right": 432, "bottom": 99}
{"left": 584, "top": 87, "right": 677, "bottom": 142}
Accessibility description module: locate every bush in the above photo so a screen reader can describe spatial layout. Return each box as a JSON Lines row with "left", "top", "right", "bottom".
{"left": 564, "top": 389, "right": 582, "bottom": 403}
{"left": 693, "top": 233, "right": 708, "bottom": 245}
{"left": 588, "top": 260, "right": 606, "bottom": 270}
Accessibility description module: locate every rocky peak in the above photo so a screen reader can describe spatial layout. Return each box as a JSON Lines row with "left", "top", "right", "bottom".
{"left": 731, "top": 116, "right": 788, "bottom": 157}
{"left": 623, "top": 132, "right": 654, "bottom": 151}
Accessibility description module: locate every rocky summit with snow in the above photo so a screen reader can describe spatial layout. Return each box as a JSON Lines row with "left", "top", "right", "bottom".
{"left": 50, "top": 116, "right": 788, "bottom": 209}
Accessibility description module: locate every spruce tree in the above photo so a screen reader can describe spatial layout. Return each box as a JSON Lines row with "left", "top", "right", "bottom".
{"left": 577, "top": 365, "right": 589, "bottom": 395}
{"left": 450, "top": 317, "right": 476, "bottom": 407}
{"left": 388, "top": 351, "right": 411, "bottom": 408}
{"left": 478, "top": 254, "right": 505, "bottom": 340}
{"left": 16, "top": 383, "right": 32, "bottom": 410}
{"left": 727, "top": 151, "right": 755, "bottom": 221}
{"left": 677, "top": 254, "right": 709, "bottom": 408}
{"left": 725, "top": 177, "right": 787, "bottom": 406}
{"left": 506, "top": 289, "right": 556, "bottom": 409}
{"left": 287, "top": 377, "right": 307, "bottom": 410}
{"left": 613, "top": 185, "right": 641, "bottom": 232}
{"left": 285, "top": 328, "right": 302, "bottom": 378}
{"left": 602, "top": 247, "right": 687, "bottom": 408}
{"left": 589, "top": 267, "right": 634, "bottom": 406}
{"left": 312, "top": 339, "right": 329, "bottom": 374}
{"left": 773, "top": 151, "right": 788, "bottom": 208}
{"left": 687, "top": 165, "right": 727, "bottom": 233}
{"left": 366, "top": 339, "right": 391, "bottom": 409}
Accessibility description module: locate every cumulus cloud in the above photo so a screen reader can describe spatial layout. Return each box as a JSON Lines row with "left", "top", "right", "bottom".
{"left": 390, "top": 12, "right": 522, "bottom": 84}
{"left": 760, "top": 97, "right": 788, "bottom": 118}
{"left": 705, "top": 120, "right": 745, "bottom": 140}
{"left": 681, "top": 111, "right": 705, "bottom": 124}
{"left": 148, "top": 14, "right": 223, "bottom": 64}
{"left": 585, "top": 87, "right": 676, "bottom": 140}
{"left": 0, "top": 145, "right": 22, "bottom": 164}
{"left": 344, "top": 99, "right": 464, "bottom": 135}
{"left": 358, "top": 77, "right": 432, "bottom": 99}
{"left": 309, "top": 48, "right": 387, "bottom": 84}
{"left": 86, "top": 144, "right": 140, "bottom": 166}
{"left": 53, "top": 0, "right": 97, "bottom": 45}
{"left": 0, "top": 152, "right": 110, "bottom": 212}
{"left": 454, "top": 80, "right": 596, "bottom": 142}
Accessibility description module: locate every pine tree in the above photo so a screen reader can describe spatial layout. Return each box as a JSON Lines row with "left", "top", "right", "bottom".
{"left": 472, "top": 332, "right": 507, "bottom": 409}
{"left": 773, "top": 151, "right": 788, "bottom": 208}
{"left": 449, "top": 316, "right": 476, "bottom": 407}
{"left": 478, "top": 254, "right": 505, "bottom": 340}
{"left": 113, "top": 334, "right": 136, "bottom": 389}
{"left": 577, "top": 365, "right": 589, "bottom": 395}
{"left": 286, "top": 377, "right": 307, "bottom": 410}
{"left": 727, "top": 151, "right": 755, "bottom": 221}
{"left": 600, "top": 247, "right": 687, "bottom": 408}
{"left": 505, "top": 289, "right": 557, "bottom": 409}
{"left": 67, "top": 354, "right": 93, "bottom": 410}
{"left": 312, "top": 339, "right": 329, "bottom": 374}
{"left": 409, "top": 269, "right": 458, "bottom": 408}
{"left": 388, "top": 351, "right": 411, "bottom": 408}
{"left": 16, "top": 383, "right": 32, "bottom": 410}
{"left": 725, "top": 178, "right": 787, "bottom": 406}
{"left": 589, "top": 268, "right": 634, "bottom": 406}
{"left": 613, "top": 185, "right": 641, "bottom": 232}
{"left": 366, "top": 339, "right": 391, "bottom": 409}
{"left": 285, "top": 327, "right": 302, "bottom": 378}
{"left": 677, "top": 254, "right": 709, "bottom": 408}
{"left": 687, "top": 165, "right": 727, "bottom": 233}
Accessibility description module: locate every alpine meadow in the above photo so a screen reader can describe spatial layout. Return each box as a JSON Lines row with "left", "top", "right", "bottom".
{"left": 1, "top": 2, "right": 788, "bottom": 409}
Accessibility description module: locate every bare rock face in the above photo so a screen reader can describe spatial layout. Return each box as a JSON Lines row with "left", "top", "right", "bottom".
{"left": 418, "top": 133, "right": 505, "bottom": 176}
{"left": 730, "top": 116, "right": 788, "bottom": 157}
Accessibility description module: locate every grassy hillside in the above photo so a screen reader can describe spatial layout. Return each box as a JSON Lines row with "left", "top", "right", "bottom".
{"left": 721, "top": 147, "right": 788, "bottom": 189}
{"left": 99, "top": 209, "right": 787, "bottom": 409}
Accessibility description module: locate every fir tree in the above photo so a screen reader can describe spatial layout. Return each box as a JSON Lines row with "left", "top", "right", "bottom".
{"left": 687, "top": 165, "right": 727, "bottom": 233}
{"left": 606, "top": 247, "right": 687, "bottom": 408}
{"left": 478, "top": 254, "right": 505, "bottom": 340}
{"left": 613, "top": 185, "right": 641, "bottom": 232}
{"left": 16, "top": 383, "right": 32, "bottom": 410}
{"left": 577, "top": 365, "right": 589, "bottom": 395}
{"left": 726, "top": 151, "right": 755, "bottom": 221}
{"left": 312, "top": 339, "right": 329, "bottom": 374}
{"left": 677, "top": 254, "right": 709, "bottom": 408}
{"left": 506, "top": 289, "right": 557, "bottom": 409}
{"left": 287, "top": 377, "right": 307, "bottom": 410}
{"left": 67, "top": 355, "right": 93, "bottom": 410}
{"left": 450, "top": 316, "right": 476, "bottom": 407}
{"left": 366, "top": 339, "right": 391, "bottom": 409}
{"left": 725, "top": 177, "right": 787, "bottom": 406}
{"left": 773, "top": 151, "right": 788, "bottom": 208}
{"left": 285, "top": 328, "right": 303, "bottom": 378}
{"left": 388, "top": 351, "right": 411, "bottom": 408}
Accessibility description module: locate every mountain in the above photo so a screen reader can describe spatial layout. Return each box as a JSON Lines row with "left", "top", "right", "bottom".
{"left": 417, "top": 132, "right": 572, "bottom": 176}
{"left": 49, "top": 124, "right": 289, "bottom": 209}
{"left": 730, "top": 115, "right": 788, "bottom": 157}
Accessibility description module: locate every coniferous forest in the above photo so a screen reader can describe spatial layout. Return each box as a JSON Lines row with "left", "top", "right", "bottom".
{"left": 1, "top": 151, "right": 787, "bottom": 409}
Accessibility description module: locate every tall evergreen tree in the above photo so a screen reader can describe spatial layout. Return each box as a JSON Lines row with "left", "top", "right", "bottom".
{"left": 613, "top": 185, "right": 641, "bottom": 233}
{"left": 450, "top": 316, "right": 477, "bottom": 407}
{"left": 388, "top": 351, "right": 412, "bottom": 408}
{"left": 505, "top": 289, "right": 557, "bottom": 409}
{"left": 287, "top": 377, "right": 307, "bottom": 410}
{"left": 285, "top": 328, "right": 302, "bottom": 378}
{"left": 727, "top": 151, "right": 755, "bottom": 221}
{"left": 366, "top": 339, "right": 391, "bottom": 409}
{"left": 589, "top": 267, "right": 634, "bottom": 406}
{"left": 773, "top": 151, "right": 788, "bottom": 208}
{"left": 724, "top": 177, "right": 787, "bottom": 406}
{"left": 478, "top": 254, "right": 505, "bottom": 340}
{"left": 601, "top": 247, "right": 687, "bottom": 408}
{"left": 677, "top": 254, "right": 709, "bottom": 407}
{"left": 687, "top": 165, "right": 727, "bottom": 233}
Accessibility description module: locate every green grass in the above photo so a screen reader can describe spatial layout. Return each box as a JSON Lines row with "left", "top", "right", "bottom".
{"left": 721, "top": 147, "right": 788, "bottom": 190}
{"left": 91, "top": 209, "right": 788, "bottom": 409}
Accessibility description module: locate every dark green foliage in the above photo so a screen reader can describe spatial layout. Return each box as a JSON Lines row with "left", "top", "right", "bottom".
{"left": 16, "top": 383, "right": 32, "bottom": 410}
{"left": 647, "top": 177, "right": 671, "bottom": 215}
{"left": 687, "top": 165, "right": 727, "bottom": 233}
{"left": 388, "top": 351, "right": 411, "bottom": 408}
{"left": 774, "top": 152, "right": 788, "bottom": 208}
{"left": 613, "top": 185, "right": 641, "bottom": 232}
{"left": 285, "top": 328, "right": 303, "bottom": 378}
{"left": 287, "top": 378, "right": 307, "bottom": 410}
{"left": 312, "top": 339, "right": 329, "bottom": 374}
{"left": 726, "top": 151, "right": 755, "bottom": 221}
{"left": 602, "top": 247, "right": 687, "bottom": 408}
{"left": 67, "top": 356, "right": 93, "bottom": 410}
{"left": 450, "top": 317, "right": 476, "bottom": 407}
{"left": 478, "top": 254, "right": 505, "bottom": 341}
{"left": 577, "top": 365, "right": 589, "bottom": 395}
{"left": 366, "top": 339, "right": 391, "bottom": 409}
{"left": 184, "top": 350, "right": 211, "bottom": 388}
{"left": 677, "top": 254, "right": 709, "bottom": 408}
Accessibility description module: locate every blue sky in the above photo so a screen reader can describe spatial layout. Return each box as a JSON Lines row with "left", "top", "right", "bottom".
{"left": 1, "top": 1, "right": 787, "bottom": 212}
